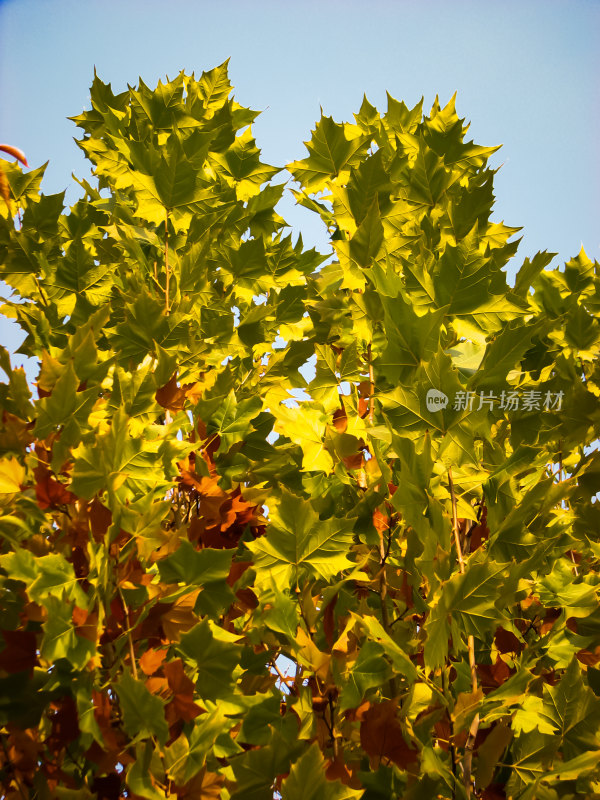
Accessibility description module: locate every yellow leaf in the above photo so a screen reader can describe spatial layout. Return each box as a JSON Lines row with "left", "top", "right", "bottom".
{"left": 0, "top": 457, "right": 25, "bottom": 494}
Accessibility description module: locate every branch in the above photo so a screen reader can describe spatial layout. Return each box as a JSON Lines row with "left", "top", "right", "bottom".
{"left": 164, "top": 209, "right": 170, "bottom": 315}
{"left": 448, "top": 468, "right": 480, "bottom": 798}
{"left": 262, "top": 645, "right": 297, "bottom": 695}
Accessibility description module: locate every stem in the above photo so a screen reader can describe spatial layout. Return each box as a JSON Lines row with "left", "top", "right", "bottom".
{"left": 463, "top": 705, "right": 480, "bottom": 797}
{"left": 443, "top": 668, "right": 458, "bottom": 799}
{"left": 118, "top": 586, "right": 138, "bottom": 680}
{"left": 379, "top": 528, "right": 398, "bottom": 697}
{"left": 558, "top": 439, "right": 563, "bottom": 483}
{"left": 448, "top": 468, "right": 465, "bottom": 575}
{"left": 367, "top": 343, "right": 375, "bottom": 425}
{"left": 448, "top": 468, "right": 480, "bottom": 798}
{"left": 164, "top": 209, "right": 170, "bottom": 315}
{"left": 34, "top": 275, "right": 50, "bottom": 308}
{"left": 327, "top": 693, "right": 339, "bottom": 757}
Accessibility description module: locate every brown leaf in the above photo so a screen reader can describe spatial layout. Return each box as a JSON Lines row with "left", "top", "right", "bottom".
{"left": 156, "top": 374, "right": 188, "bottom": 412}
{"left": 91, "top": 773, "right": 122, "bottom": 800}
{"left": 89, "top": 498, "right": 112, "bottom": 541}
{"left": 73, "top": 607, "right": 98, "bottom": 643}
{"left": 325, "top": 753, "right": 362, "bottom": 788}
{"left": 48, "top": 696, "right": 80, "bottom": 751}
{"left": 0, "top": 630, "right": 38, "bottom": 673}
{"left": 0, "top": 411, "right": 33, "bottom": 452}
{"left": 323, "top": 593, "right": 338, "bottom": 648}
{"left": 577, "top": 647, "right": 600, "bottom": 666}
{"left": 226, "top": 560, "right": 252, "bottom": 587}
{"left": 34, "top": 462, "right": 77, "bottom": 510}
{"left": 540, "top": 607, "right": 561, "bottom": 634}
{"left": 478, "top": 657, "right": 512, "bottom": 693}
{"left": 481, "top": 786, "right": 507, "bottom": 800}
{"left": 161, "top": 590, "right": 200, "bottom": 641}
{"left": 360, "top": 700, "right": 419, "bottom": 768}
{"left": 470, "top": 503, "right": 489, "bottom": 550}
{"left": 178, "top": 766, "right": 224, "bottom": 799}
{"left": 494, "top": 626, "right": 524, "bottom": 655}
{"left": 5, "top": 726, "right": 42, "bottom": 774}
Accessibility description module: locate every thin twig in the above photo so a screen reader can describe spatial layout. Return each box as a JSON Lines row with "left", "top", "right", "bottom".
{"left": 570, "top": 549, "right": 579, "bottom": 577}
{"left": 262, "top": 645, "right": 297, "bottom": 695}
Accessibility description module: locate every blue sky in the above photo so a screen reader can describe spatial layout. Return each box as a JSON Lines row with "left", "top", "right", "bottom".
{"left": 0, "top": 0, "right": 598, "bottom": 363}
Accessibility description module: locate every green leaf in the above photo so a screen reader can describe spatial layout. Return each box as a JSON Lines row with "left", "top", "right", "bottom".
{"left": 425, "top": 553, "right": 508, "bottom": 668}
{"left": 177, "top": 619, "right": 241, "bottom": 701}
{"left": 281, "top": 742, "right": 363, "bottom": 800}
{"left": 349, "top": 198, "right": 384, "bottom": 267}
{"left": 289, "top": 115, "right": 370, "bottom": 192}
{"left": 40, "top": 597, "right": 96, "bottom": 670}
{"left": 127, "top": 741, "right": 166, "bottom": 800}
{"left": 115, "top": 670, "right": 169, "bottom": 745}
{"left": 231, "top": 737, "right": 304, "bottom": 800}
{"left": 157, "top": 541, "right": 233, "bottom": 587}
{"left": 543, "top": 658, "right": 600, "bottom": 759}
{"left": 70, "top": 407, "right": 177, "bottom": 507}
{"left": 165, "top": 705, "right": 235, "bottom": 784}
{"left": 247, "top": 489, "right": 355, "bottom": 591}
{"left": 338, "top": 641, "right": 391, "bottom": 713}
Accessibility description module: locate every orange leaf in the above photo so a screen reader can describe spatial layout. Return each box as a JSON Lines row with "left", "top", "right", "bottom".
{"left": 0, "top": 144, "right": 28, "bottom": 166}
{"left": 0, "top": 166, "right": 9, "bottom": 206}
{"left": 139, "top": 648, "right": 167, "bottom": 676}
{"left": 332, "top": 407, "right": 348, "bottom": 432}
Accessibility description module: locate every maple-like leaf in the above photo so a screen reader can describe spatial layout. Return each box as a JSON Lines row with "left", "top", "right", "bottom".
{"left": 247, "top": 489, "right": 355, "bottom": 590}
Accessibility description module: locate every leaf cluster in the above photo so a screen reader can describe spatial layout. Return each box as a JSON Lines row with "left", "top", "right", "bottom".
{"left": 0, "top": 63, "right": 599, "bottom": 800}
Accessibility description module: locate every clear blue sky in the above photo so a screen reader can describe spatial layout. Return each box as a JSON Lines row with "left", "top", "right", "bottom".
{"left": 0, "top": 0, "right": 598, "bottom": 364}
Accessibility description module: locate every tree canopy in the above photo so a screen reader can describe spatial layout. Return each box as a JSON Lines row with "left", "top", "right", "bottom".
{"left": 0, "top": 62, "right": 599, "bottom": 800}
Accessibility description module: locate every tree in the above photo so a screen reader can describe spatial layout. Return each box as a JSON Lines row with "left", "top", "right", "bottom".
{"left": 0, "top": 61, "right": 599, "bottom": 800}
